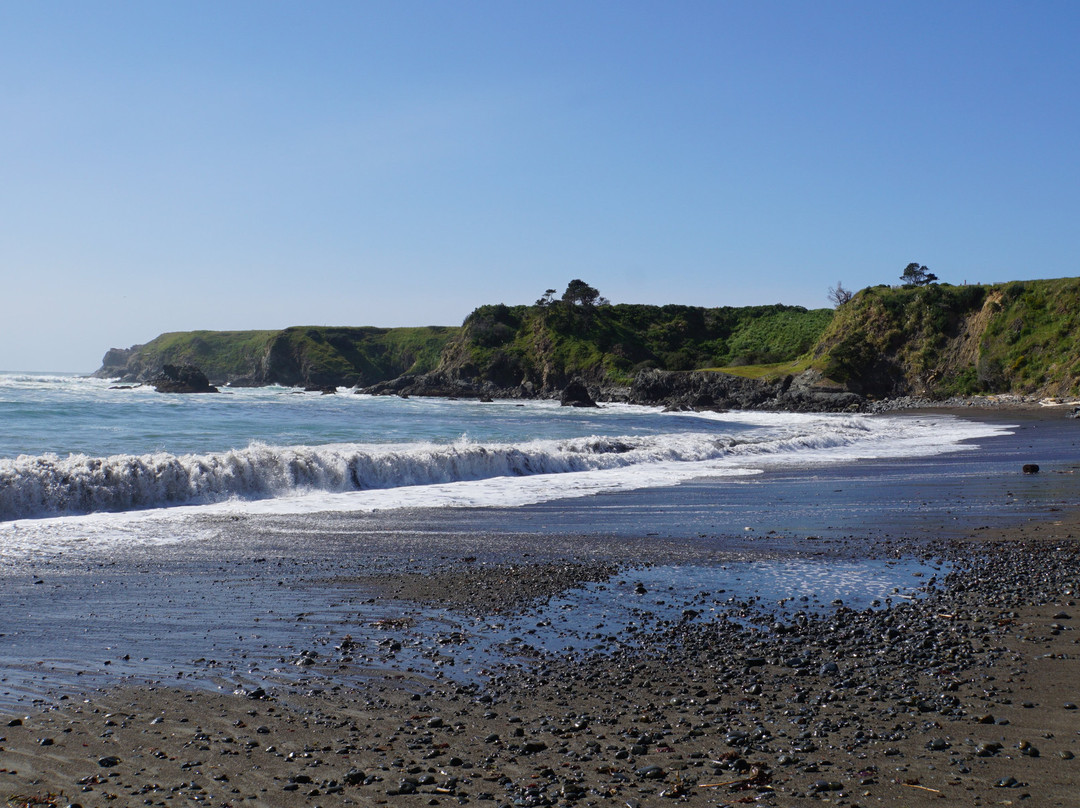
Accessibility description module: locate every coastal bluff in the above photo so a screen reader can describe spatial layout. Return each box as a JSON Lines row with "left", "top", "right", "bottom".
{"left": 94, "top": 325, "right": 456, "bottom": 389}
{"left": 95, "top": 276, "right": 1080, "bottom": 407}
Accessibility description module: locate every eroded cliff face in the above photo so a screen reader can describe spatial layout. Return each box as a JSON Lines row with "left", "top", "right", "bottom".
{"left": 814, "top": 278, "right": 1080, "bottom": 399}
{"left": 94, "top": 277, "right": 1080, "bottom": 402}
{"left": 93, "top": 326, "right": 456, "bottom": 389}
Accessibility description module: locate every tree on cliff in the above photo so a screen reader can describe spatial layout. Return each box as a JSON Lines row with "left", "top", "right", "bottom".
{"left": 536, "top": 288, "right": 558, "bottom": 307}
{"left": 900, "top": 263, "right": 938, "bottom": 287}
{"left": 562, "top": 279, "right": 602, "bottom": 307}
{"left": 827, "top": 281, "right": 853, "bottom": 307}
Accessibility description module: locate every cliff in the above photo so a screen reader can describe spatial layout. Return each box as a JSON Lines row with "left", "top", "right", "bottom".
{"left": 813, "top": 277, "right": 1080, "bottom": 399}
{"left": 94, "top": 276, "right": 1080, "bottom": 406}
{"left": 95, "top": 326, "right": 457, "bottom": 388}
{"left": 364, "top": 300, "right": 833, "bottom": 398}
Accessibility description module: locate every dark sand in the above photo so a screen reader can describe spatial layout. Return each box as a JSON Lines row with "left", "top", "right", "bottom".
{"left": 1, "top": 406, "right": 1079, "bottom": 807}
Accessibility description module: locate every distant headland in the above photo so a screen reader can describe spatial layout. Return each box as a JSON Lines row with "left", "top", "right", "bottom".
{"left": 95, "top": 275, "right": 1080, "bottom": 411}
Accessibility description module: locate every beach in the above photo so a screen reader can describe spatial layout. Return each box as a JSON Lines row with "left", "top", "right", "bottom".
{"left": 1, "top": 407, "right": 1078, "bottom": 806}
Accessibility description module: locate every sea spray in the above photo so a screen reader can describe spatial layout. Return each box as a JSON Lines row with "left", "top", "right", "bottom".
{"left": 0, "top": 414, "right": 1004, "bottom": 521}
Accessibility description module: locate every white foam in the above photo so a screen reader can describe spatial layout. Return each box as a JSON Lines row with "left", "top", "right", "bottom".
{"left": 0, "top": 411, "right": 1012, "bottom": 561}
{"left": 0, "top": 413, "right": 1005, "bottom": 522}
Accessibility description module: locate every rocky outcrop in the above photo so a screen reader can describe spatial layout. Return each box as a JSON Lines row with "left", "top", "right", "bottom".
{"left": 363, "top": 367, "right": 864, "bottom": 412}
{"left": 628, "top": 368, "right": 864, "bottom": 412}
{"left": 95, "top": 347, "right": 139, "bottom": 379}
{"left": 362, "top": 371, "right": 537, "bottom": 401}
{"left": 560, "top": 379, "right": 599, "bottom": 408}
{"left": 149, "top": 364, "right": 219, "bottom": 394}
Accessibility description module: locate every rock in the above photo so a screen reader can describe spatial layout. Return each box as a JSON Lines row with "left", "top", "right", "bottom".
{"left": 560, "top": 378, "right": 598, "bottom": 407}
{"left": 93, "top": 346, "right": 137, "bottom": 379}
{"left": 628, "top": 368, "right": 865, "bottom": 412}
{"left": 149, "top": 364, "right": 219, "bottom": 394}
{"left": 1022, "top": 464, "right": 1040, "bottom": 474}
{"left": 98, "top": 755, "right": 121, "bottom": 767}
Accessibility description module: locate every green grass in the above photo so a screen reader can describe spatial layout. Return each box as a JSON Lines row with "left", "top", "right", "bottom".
{"left": 447, "top": 300, "right": 835, "bottom": 388}
{"left": 127, "top": 325, "right": 458, "bottom": 386}
{"left": 120, "top": 277, "right": 1080, "bottom": 396}
{"left": 134, "top": 330, "right": 279, "bottom": 380}
{"left": 703, "top": 357, "right": 814, "bottom": 379}
{"left": 812, "top": 277, "right": 1080, "bottom": 396}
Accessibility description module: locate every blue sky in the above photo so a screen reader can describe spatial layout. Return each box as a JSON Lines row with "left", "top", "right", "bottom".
{"left": 2, "top": 1, "right": 1078, "bottom": 371}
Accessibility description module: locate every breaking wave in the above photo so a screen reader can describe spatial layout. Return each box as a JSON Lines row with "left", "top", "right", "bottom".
{"left": 1, "top": 422, "right": 879, "bottom": 521}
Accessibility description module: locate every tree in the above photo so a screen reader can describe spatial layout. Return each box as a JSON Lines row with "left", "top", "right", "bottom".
{"left": 900, "top": 263, "right": 938, "bottom": 287}
{"left": 827, "top": 281, "right": 853, "bottom": 307}
{"left": 535, "top": 288, "right": 557, "bottom": 307}
{"left": 561, "top": 279, "right": 601, "bottom": 307}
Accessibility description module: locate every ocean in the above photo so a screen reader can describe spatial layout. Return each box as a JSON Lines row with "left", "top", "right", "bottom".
{"left": 1, "top": 371, "right": 1076, "bottom": 705}
{"left": 1, "top": 372, "right": 1016, "bottom": 553}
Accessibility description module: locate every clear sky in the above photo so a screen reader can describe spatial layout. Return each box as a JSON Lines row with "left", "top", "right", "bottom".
{"left": 2, "top": 1, "right": 1078, "bottom": 371}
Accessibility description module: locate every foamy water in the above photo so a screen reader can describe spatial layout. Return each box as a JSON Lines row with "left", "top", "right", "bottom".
{"left": 0, "top": 373, "right": 1012, "bottom": 560}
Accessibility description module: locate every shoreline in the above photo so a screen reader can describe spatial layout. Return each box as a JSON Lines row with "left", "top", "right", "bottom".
{"left": 1, "top": 409, "right": 1078, "bottom": 806}
{"left": 3, "top": 525, "right": 1080, "bottom": 805}
{"left": 1, "top": 530, "right": 1078, "bottom": 807}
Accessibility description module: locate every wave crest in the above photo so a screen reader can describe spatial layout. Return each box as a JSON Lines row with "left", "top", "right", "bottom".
{"left": 0, "top": 414, "right": 987, "bottom": 522}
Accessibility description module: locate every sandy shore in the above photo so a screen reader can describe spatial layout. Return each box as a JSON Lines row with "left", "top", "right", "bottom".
{"left": 1, "top": 407, "right": 1078, "bottom": 808}
{"left": 1, "top": 522, "right": 1078, "bottom": 808}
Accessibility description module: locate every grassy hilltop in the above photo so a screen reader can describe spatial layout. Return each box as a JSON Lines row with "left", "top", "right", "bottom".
{"left": 97, "top": 276, "right": 1080, "bottom": 400}
{"left": 432, "top": 298, "right": 832, "bottom": 392}
{"left": 98, "top": 325, "right": 456, "bottom": 388}
{"left": 815, "top": 277, "right": 1080, "bottom": 398}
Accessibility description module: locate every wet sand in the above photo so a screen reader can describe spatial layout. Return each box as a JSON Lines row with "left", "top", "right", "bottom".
{"left": 1, "top": 408, "right": 1079, "bottom": 807}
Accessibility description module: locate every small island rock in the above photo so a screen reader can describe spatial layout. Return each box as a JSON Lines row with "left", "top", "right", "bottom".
{"left": 149, "top": 364, "right": 219, "bottom": 394}
{"left": 560, "top": 379, "right": 598, "bottom": 408}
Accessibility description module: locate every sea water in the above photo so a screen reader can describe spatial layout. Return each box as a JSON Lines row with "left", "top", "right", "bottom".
{"left": 4, "top": 372, "right": 1075, "bottom": 705}
{"left": 0, "top": 372, "right": 1013, "bottom": 556}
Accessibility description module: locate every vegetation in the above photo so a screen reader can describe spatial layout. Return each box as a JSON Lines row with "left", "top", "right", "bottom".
{"left": 119, "top": 329, "right": 277, "bottom": 381}
{"left": 105, "top": 275, "right": 1080, "bottom": 399}
{"left": 827, "top": 281, "right": 853, "bottom": 307}
{"left": 707, "top": 357, "right": 813, "bottom": 380}
{"left": 900, "top": 262, "right": 939, "bottom": 287}
{"left": 812, "top": 277, "right": 1080, "bottom": 397}
{"left": 434, "top": 283, "right": 834, "bottom": 390}
{"left": 265, "top": 326, "right": 456, "bottom": 386}
{"left": 115, "top": 326, "right": 457, "bottom": 387}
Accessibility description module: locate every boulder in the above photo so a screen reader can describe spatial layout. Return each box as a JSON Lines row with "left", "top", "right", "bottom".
{"left": 561, "top": 378, "right": 598, "bottom": 408}
{"left": 149, "top": 364, "right": 219, "bottom": 394}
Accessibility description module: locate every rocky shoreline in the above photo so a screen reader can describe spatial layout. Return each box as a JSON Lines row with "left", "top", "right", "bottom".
{"left": 121, "top": 360, "right": 1080, "bottom": 417}
{"left": 2, "top": 522, "right": 1078, "bottom": 807}
{"left": 364, "top": 368, "right": 1080, "bottom": 416}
